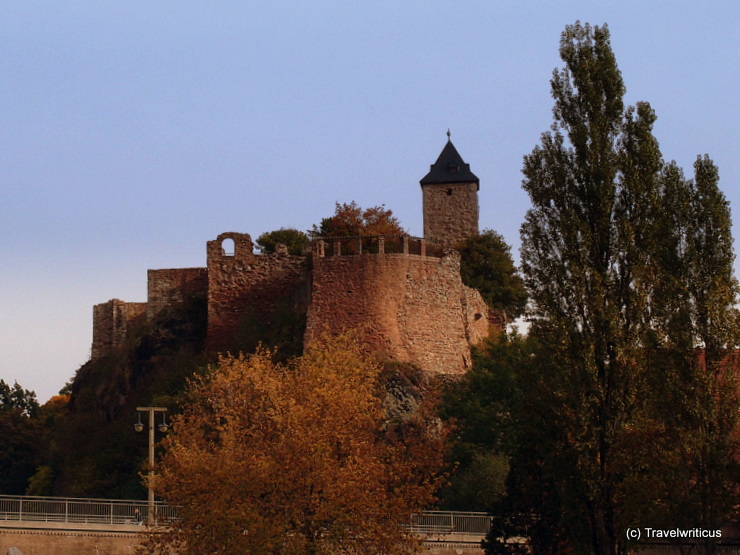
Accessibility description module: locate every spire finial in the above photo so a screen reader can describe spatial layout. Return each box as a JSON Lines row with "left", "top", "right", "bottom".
{"left": 446, "top": 128, "right": 451, "bottom": 142}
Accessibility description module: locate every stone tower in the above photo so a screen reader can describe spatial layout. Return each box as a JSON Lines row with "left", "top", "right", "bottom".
{"left": 420, "top": 135, "right": 479, "bottom": 246}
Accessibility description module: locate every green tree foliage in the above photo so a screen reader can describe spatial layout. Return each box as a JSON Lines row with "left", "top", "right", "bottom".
{"left": 256, "top": 227, "right": 310, "bottom": 255}
{"left": 515, "top": 23, "right": 664, "bottom": 553}
{"left": 619, "top": 156, "right": 740, "bottom": 545}
{"left": 25, "top": 464, "right": 55, "bottom": 496}
{"left": 456, "top": 230, "right": 527, "bottom": 319}
{"left": 0, "top": 379, "right": 39, "bottom": 418}
{"left": 310, "top": 201, "right": 405, "bottom": 237}
{"left": 0, "top": 380, "right": 41, "bottom": 494}
{"left": 516, "top": 25, "right": 659, "bottom": 551}
{"left": 149, "top": 335, "right": 445, "bottom": 555}
{"left": 21, "top": 395, "right": 70, "bottom": 496}
{"left": 497, "top": 22, "right": 740, "bottom": 554}
{"left": 438, "top": 333, "right": 530, "bottom": 512}
{"left": 0, "top": 411, "right": 41, "bottom": 494}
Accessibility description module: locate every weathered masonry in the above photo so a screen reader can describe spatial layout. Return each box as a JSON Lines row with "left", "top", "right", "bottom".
{"left": 420, "top": 136, "right": 480, "bottom": 247}
{"left": 90, "top": 138, "right": 500, "bottom": 375}
{"left": 305, "top": 236, "right": 490, "bottom": 374}
{"left": 205, "top": 232, "right": 309, "bottom": 353}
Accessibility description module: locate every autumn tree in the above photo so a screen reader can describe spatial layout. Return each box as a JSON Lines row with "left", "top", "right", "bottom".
{"left": 504, "top": 22, "right": 740, "bottom": 554}
{"left": 310, "top": 201, "right": 405, "bottom": 238}
{"left": 150, "top": 334, "right": 444, "bottom": 555}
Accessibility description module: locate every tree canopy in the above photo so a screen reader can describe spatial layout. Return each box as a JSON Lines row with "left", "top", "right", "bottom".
{"left": 150, "top": 334, "right": 444, "bottom": 555}
{"left": 256, "top": 227, "right": 310, "bottom": 255}
{"left": 438, "top": 333, "right": 531, "bottom": 512}
{"left": 310, "top": 201, "right": 405, "bottom": 238}
{"left": 0, "top": 379, "right": 39, "bottom": 418}
{"left": 456, "top": 230, "right": 527, "bottom": 319}
{"left": 0, "top": 380, "right": 42, "bottom": 494}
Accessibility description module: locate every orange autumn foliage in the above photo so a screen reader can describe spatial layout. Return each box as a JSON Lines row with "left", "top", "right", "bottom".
{"left": 311, "top": 201, "right": 404, "bottom": 238}
{"left": 148, "top": 334, "right": 444, "bottom": 554}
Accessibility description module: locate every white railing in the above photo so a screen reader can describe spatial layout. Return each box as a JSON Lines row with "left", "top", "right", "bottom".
{"left": 0, "top": 495, "right": 177, "bottom": 527}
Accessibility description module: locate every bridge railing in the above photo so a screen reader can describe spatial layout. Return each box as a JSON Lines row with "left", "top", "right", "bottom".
{"left": 0, "top": 495, "right": 490, "bottom": 537}
{"left": 409, "top": 510, "right": 492, "bottom": 536}
{"left": 0, "top": 495, "right": 177, "bottom": 526}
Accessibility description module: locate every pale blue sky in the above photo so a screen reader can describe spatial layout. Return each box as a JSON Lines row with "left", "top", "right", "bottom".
{"left": 2, "top": 1, "right": 738, "bottom": 402}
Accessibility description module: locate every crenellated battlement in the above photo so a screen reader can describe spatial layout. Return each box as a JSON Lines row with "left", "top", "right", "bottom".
{"left": 311, "top": 234, "right": 447, "bottom": 258}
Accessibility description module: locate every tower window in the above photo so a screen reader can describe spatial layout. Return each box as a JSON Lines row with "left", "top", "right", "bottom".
{"left": 447, "top": 188, "right": 453, "bottom": 196}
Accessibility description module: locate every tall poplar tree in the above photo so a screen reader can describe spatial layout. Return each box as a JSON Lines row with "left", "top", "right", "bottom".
{"left": 519, "top": 22, "right": 661, "bottom": 553}
{"left": 514, "top": 22, "right": 739, "bottom": 554}
{"left": 641, "top": 157, "right": 740, "bottom": 551}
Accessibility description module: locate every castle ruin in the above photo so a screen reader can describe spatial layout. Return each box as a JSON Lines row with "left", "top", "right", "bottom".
{"left": 90, "top": 138, "right": 499, "bottom": 375}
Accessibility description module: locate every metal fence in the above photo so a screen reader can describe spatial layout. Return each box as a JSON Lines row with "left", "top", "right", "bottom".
{"left": 409, "top": 510, "right": 491, "bottom": 535}
{"left": 0, "top": 496, "right": 490, "bottom": 537}
{"left": 0, "top": 495, "right": 178, "bottom": 526}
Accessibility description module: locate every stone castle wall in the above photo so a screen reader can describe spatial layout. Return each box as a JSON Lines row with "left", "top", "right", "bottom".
{"left": 90, "top": 269, "right": 208, "bottom": 361}
{"left": 205, "top": 232, "right": 309, "bottom": 353}
{"left": 305, "top": 238, "right": 489, "bottom": 375}
{"left": 423, "top": 182, "right": 479, "bottom": 247}
{"left": 91, "top": 233, "right": 492, "bottom": 375}
{"left": 91, "top": 300, "right": 147, "bottom": 360}
{"left": 147, "top": 267, "right": 208, "bottom": 322}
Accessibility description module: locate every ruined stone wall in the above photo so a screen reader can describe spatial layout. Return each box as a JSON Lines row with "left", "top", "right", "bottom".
{"left": 91, "top": 299, "right": 147, "bottom": 360}
{"left": 90, "top": 227, "right": 493, "bottom": 370}
{"left": 462, "top": 286, "right": 494, "bottom": 345}
{"left": 206, "top": 232, "right": 309, "bottom": 353}
{"left": 147, "top": 267, "right": 208, "bottom": 322}
{"left": 305, "top": 246, "right": 489, "bottom": 376}
{"left": 423, "top": 182, "right": 479, "bottom": 247}
{"left": 90, "top": 268, "right": 208, "bottom": 360}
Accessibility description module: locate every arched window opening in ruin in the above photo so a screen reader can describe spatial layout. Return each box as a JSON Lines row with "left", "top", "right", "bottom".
{"left": 221, "top": 238, "right": 235, "bottom": 256}
{"left": 447, "top": 188, "right": 453, "bottom": 196}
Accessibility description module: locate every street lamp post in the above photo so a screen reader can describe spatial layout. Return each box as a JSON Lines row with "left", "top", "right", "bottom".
{"left": 134, "top": 406, "right": 168, "bottom": 525}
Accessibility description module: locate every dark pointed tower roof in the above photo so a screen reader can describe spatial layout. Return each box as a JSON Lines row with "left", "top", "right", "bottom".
{"left": 420, "top": 136, "right": 479, "bottom": 190}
